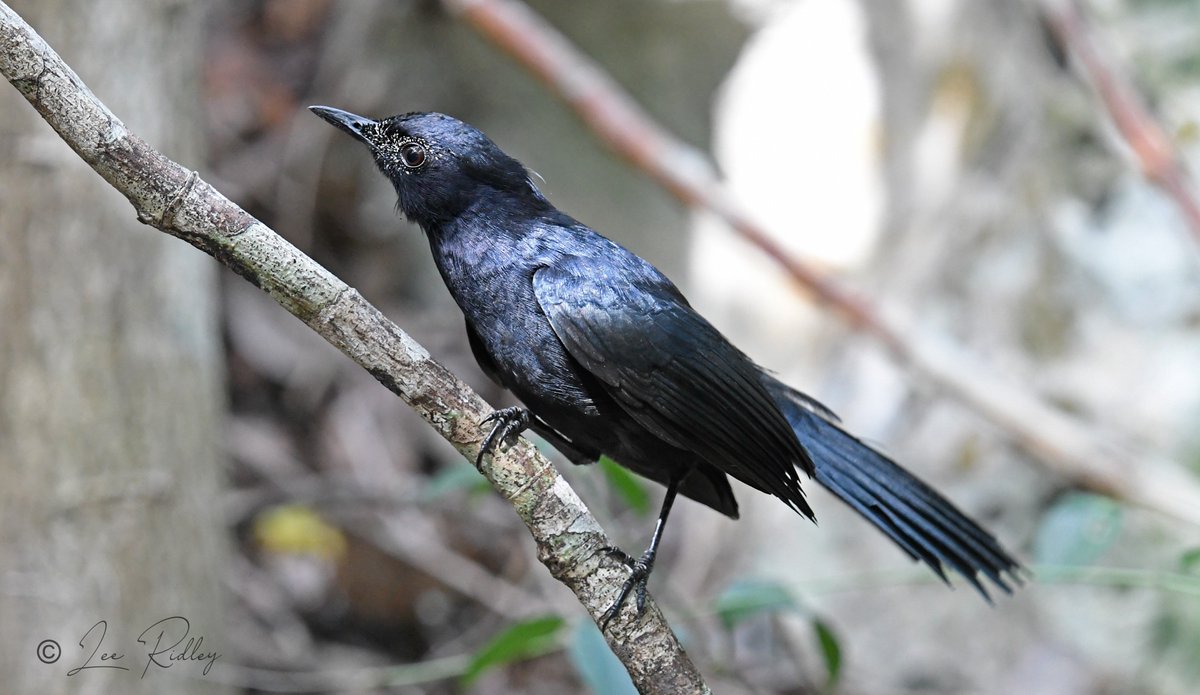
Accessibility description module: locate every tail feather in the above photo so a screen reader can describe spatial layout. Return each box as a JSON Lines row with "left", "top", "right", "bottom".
{"left": 768, "top": 379, "right": 1023, "bottom": 599}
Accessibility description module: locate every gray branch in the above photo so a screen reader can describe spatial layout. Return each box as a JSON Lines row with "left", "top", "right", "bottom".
{"left": 0, "top": 4, "right": 709, "bottom": 693}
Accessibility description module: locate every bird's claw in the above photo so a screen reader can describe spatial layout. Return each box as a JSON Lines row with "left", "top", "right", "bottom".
{"left": 599, "top": 550, "right": 654, "bottom": 631}
{"left": 601, "top": 545, "right": 635, "bottom": 568}
{"left": 475, "top": 406, "right": 530, "bottom": 468}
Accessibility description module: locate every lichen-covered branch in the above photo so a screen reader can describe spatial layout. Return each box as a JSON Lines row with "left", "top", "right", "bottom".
{"left": 0, "top": 4, "right": 708, "bottom": 693}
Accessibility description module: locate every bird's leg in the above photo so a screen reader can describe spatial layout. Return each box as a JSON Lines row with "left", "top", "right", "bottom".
{"left": 476, "top": 406, "right": 531, "bottom": 468}
{"left": 600, "top": 475, "right": 682, "bottom": 631}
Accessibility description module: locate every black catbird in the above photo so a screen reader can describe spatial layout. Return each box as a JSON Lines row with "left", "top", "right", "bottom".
{"left": 311, "top": 106, "right": 1022, "bottom": 627}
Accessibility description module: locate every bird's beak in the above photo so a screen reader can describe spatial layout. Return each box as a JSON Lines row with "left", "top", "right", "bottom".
{"left": 309, "top": 105, "right": 377, "bottom": 146}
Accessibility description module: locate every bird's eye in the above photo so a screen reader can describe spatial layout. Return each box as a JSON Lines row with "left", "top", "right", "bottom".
{"left": 399, "top": 142, "right": 428, "bottom": 169}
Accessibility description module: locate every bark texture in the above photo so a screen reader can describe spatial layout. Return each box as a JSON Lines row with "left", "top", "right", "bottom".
{"left": 0, "top": 1, "right": 229, "bottom": 693}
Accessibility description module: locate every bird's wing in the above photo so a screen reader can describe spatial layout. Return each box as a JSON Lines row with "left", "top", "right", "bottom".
{"left": 532, "top": 259, "right": 815, "bottom": 519}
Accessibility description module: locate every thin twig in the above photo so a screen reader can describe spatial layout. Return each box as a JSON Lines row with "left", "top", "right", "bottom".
{"left": 791, "top": 564, "right": 1200, "bottom": 599}
{"left": 367, "top": 510, "right": 552, "bottom": 620}
{"left": 205, "top": 637, "right": 567, "bottom": 692}
{"left": 443, "top": 0, "right": 1200, "bottom": 525}
{"left": 224, "top": 454, "right": 551, "bottom": 621}
{"left": 0, "top": 5, "right": 709, "bottom": 693}
{"left": 1042, "top": 0, "right": 1200, "bottom": 245}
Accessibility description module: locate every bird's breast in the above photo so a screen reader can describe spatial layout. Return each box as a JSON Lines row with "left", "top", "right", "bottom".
{"left": 440, "top": 256, "right": 595, "bottom": 412}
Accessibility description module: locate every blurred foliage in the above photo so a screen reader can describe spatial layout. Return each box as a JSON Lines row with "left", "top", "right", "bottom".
{"left": 812, "top": 618, "right": 843, "bottom": 690}
{"left": 1032, "top": 492, "right": 1123, "bottom": 566}
{"left": 713, "top": 578, "right": 799, "bottom": 630}
{"left": 422, "top": 462, "right": 493, "bottom": 500}
{"left": 713, "top": 579, "right": 842, "bottom": 689}
{"left": 253, "top": 503, "right": 347, "bottom": 561}
{"left": 598, "top": 455, "right": 652, "bottom": 516}
{"left": 1148, "top": 548, "right": 1200, "bottom": 679}
{"left": 1180, "top": 547, "right": 1200, "bottom": 572}
{"left": 567, "top": 621, "right": 639, "bottom": 695}
{"left": 460, "top": 615, "right": 565, "bottom": 686}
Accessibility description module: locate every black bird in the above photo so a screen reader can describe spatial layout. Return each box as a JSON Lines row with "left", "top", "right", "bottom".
{"left": 311, "top": 106, "right": 1023, "bottom": 627}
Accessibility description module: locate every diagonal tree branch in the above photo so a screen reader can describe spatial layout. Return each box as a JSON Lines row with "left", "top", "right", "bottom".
{"left": 444, "top": 0, "right": 1200, "bottom": 526}
{"left": 1042, "top": 0, "right": 1200, "bottom": 247}
{"left": 0, "top": 4, "right": 708, "bottom": 694}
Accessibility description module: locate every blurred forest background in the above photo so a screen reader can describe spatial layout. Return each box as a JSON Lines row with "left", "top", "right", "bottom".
{"left": 2, "top": 0, "right": 1200, "bottom": 693}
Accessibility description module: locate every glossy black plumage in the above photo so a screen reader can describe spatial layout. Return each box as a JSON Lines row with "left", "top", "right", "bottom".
{"left": 312, "top": 106, "right": 1022, "bottom": 612}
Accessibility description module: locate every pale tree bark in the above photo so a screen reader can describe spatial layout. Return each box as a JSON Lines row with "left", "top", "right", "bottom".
{"left": 0, "top": 1, "right": 230, "bottom": 693}
{"left": 0, "top": 3, "right": 710, "bottom": 693}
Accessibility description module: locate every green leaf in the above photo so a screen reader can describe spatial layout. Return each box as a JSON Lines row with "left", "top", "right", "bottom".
{"left": 567, "top": 621, "right": 638, "bottom": 695}
{"left": 599, "top": 456, "right": 651, "bottom": 516}
{"left": 423, "top": 463, "right": 491, "bottom": 500}
{"left": 1150, "top": 593, "right": 1200, "bottom": 677}
{"left": 1181, "top": 548, "right": 1200, "bottom": 574}
{"left": 712, "top": 579, "right": 799, "bottom": 630}
{"left": 812, "top": 618, "right": 843, "bottom": 689}
{"left": 1032, "top": 492, "right": 1123, "bottom": 565}
{"left": 460, "top": 616, "right": 565, "bottom": 685}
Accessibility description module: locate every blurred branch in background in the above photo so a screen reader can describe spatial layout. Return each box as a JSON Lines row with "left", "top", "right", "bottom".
{"left": 1041, "top": 0, "right": 1200, "bottom": 246}
{"left": 0, "top": 4, "right": 710, "bottom": 693}
{"left": 223, "top": 453, "right": 551, "bottom": 621}
{"left": 444, "top": 0, "right": 1200, "bottom": 525}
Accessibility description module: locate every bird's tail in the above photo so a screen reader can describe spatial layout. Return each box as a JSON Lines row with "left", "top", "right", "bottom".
{"left": 766, "top": 378, "right": 1023, "bottom": 599}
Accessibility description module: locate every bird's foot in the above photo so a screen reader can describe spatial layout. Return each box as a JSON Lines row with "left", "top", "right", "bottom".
{"left": 476, "top": 406, "right": 531, "bottom": 468}
{"left": 599, "top": 546, "right": 655, "bottom": 631}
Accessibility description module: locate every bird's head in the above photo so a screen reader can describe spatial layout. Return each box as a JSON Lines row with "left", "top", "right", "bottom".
{"left": 309, "top": 106, "right": 547, "bottom": 229}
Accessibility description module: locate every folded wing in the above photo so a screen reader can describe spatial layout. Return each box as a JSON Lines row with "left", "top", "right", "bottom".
{"left": 533, "top": 258, "right": 815, "bottom": 519}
